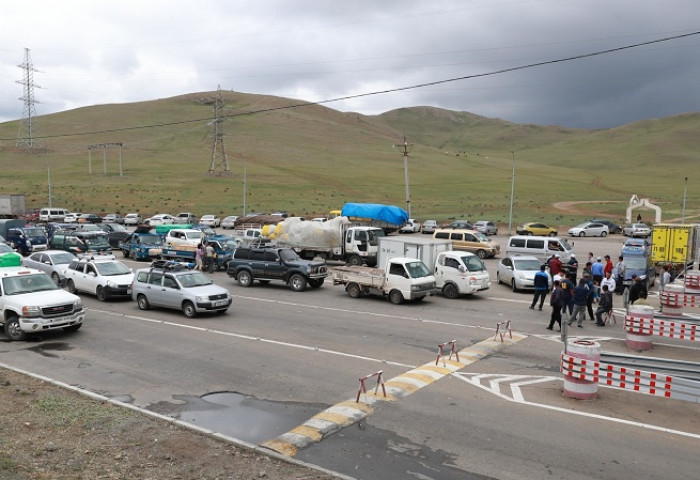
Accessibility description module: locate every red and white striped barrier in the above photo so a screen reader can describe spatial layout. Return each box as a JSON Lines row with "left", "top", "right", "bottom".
{"left": 685, "top": 271, "right": 700, "bottom": 295}
{"left": 561, "top": 340, "right": 600, "bottom": 399}
{"left": 561, "top": 352, "right": 700, "bottom": 401}
{"left": 659, "top": 283, "right": 686, "bottom": 316}
{"left": 624, "top": 304, "right": 655, "bottom": 351}
{"left": 435, "top": 340, "right": 460, "bottom": 366}
{"left": 625, "top": 314, "right": 699, "bottom": 342}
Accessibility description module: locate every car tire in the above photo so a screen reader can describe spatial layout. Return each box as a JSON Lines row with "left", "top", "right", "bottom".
{"left": 388, "top": 289, "right": 404, "bottom": 305}
{"left": 4, "top": 315, "right": 26, "bottom": 342}
{"left": 511, "top": 279, "right": 518, "bottom": 292}
{"left": 346, "top": 282, "right": 361, "bottom": 298}
{"left": 443, "top": 283, "right": 460, "bottom": 299}
{"left": 579, "top": 232, "right": 585, "bottom": 237}
{"left": 182, "top": 301, "right": 197, "bottom": 318}
{"left": 527, "top": 231, "right": 533, "bottom": 236}
{"left": 496, "top": 272, "right": 502, "bottom": 285}
{"left": 549, "top": 232, "right": 557, "bottom": 237}
{"left": 136, "top": 294, "right": 150, "bottom": 310}
{"left": 67, "top": 279, "right": 77, "bottom": 294}
{"left": 237, "top": 270, "right": 253, "bottom": 287}
{"left": 476, "top": 249, "right": 487, "bottom": 259}
{"left": 96, "top": 286, "right": 107, "bottom": 302}
{"left": 289, "top": 273, "right": 307, "bottom": 292}
{"left": 51, "top": 272, "right": 61, "bottom": 285}
{"left": 601, "top": 231, "right": 607, "bottom": 237}
{"left": 347, "top": 255, "right": 362, "bottom": 266}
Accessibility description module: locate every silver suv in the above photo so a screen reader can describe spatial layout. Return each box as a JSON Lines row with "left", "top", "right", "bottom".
{"left": 131, "top": 261, "right": 231, "bottom": 318}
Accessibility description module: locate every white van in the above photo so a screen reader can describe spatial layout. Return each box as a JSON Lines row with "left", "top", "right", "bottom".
{"left": 505, "top": 236, "right": 573, "bottom": 262}
{"left": 39, "top": 208, "right": 70, "bottom": 222}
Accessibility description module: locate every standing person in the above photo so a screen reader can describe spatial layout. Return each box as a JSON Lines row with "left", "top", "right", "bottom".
{"left": 547, "top": 280, "right": 563, "bottom": 331}
{"left": 570, "top": 278, "right": 589, "bottom": 328}
{"left": 582, "top": 261, "right": 592, "bottom": 279}
{"left": 587, "top": 252, "right": 595, "bottom": 265}
{"left": 548, "top": 254, "right": 563, "bottom": 277}
{"left": 659, "top": 264, "right": 672, "bottom": 293}
{"left": 560, "top": 273, "right": 575, "bottom": 325}
{"left": 204, "top": 242, "right": 216, "bottom": 273}
{"left": 567, "top": 254, "right": 579, "bottom": 284}
{"left": 601, "top": 271, "right": 616, "bottom": 297}
{"left": 595, "top": 284, "right": 613, "bottom": 326}
{"left": 637, "top": 213, "right": 642, "bottom": 223}
{"left": 583, "top": 273, "right": 596, "bottom": 321}
{"left": 194, "top": 243, "right": 204, "bottom": 271}
{"left": 628, "top": 275, "right": 647, "bottom": 305}
{"left": 614, "top": 256, "right": 626, "bottom": 294}
{"left": 603, "top": 255, "right": 614, "bottom": 278}
{"left": 530, "top": 265, "right": 549, "bottom": 310}
{"left": 591, "top": 257, "right": 604, "bottom": 285}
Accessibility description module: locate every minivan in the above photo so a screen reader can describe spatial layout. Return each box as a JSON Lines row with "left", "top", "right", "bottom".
{"left": 433, "top": 229, "right": 500, "bottom": 259}
{"left": 39, "top": 208, "right": 70, "bottom": 222}
{"left": 505, "top": 235, "right": 573, "bottom": 262}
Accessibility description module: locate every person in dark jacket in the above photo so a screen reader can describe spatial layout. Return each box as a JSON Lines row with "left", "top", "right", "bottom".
{"left": 530, "top": 264, "right": 549, "bottom": 310}
{"left": 583, "top": 273, "right": 596, "bottom": 321}
{"left": 547, "top": 280, "right": 563, "bottom": 330}
{"left": 569, "top": 278, "right": 589, "bottom": 328}
{"left": 559, "top": 273, "right": 575, "bottom": 324}
{"left": 595, "top": 284, "right": 613, "bottom": 326}
{"left": 628, "top": 275, "right": 648, "bottom": 305}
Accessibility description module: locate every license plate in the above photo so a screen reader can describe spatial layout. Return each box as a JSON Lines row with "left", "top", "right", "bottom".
{"left": 213, "top": 300, "right": 227, "bottom": 307}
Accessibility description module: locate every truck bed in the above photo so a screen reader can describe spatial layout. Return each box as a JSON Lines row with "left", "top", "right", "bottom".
{"left": 332, "top": 265, "right": 386, "bottom": 288}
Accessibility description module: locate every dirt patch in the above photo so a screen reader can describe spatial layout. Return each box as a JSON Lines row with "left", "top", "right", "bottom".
{"left": 0, "top": 367, "right": 338, "bottom": 480}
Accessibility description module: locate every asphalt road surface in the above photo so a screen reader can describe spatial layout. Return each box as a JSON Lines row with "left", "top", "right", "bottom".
{"left": 1, "top": 232, "right": 698, "bottom": 480}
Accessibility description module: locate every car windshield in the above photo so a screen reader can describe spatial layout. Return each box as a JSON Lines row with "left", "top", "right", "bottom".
{"left": 574, "top": 223, "right": 589, "bottom": 228}
{"left": 139, "top": 234, "right": 163, "bottom": 245}
{"left": 514, "top": 259, "right": 543, "bottom": 270}
{"left": 405, "top": 261, "right": 432, "bottom": 278}
{"left": 279, "top": 249, "right": 300, "bottom": 262}
{"left": 177, "top": 272, "right": 213, "bottom": 288}
{"left": 23, "top": 228, "right": 46, "bottom": 237}
{"left": 84, "top": 237, "right": 110, "bottom": 248}
{"left": 0, "top": 244, "right": 14, "bottom": 253}
{"left": 107, "top": 223, "right": 127, "bottom": 232}
{"left": 474, "top": 232, "right": 490, "bottom": 242}
{"left": 219, "top": 239, "right": 238, "bottom": 251}
{"left": 625, "top": 257, "right": 648, "bottom": 270}
{"left": 462, "top": 255, "right": 486, "bottom": 272}
{"left": 80, "top": 225, "right": 102, "bottom": 231}
{"left": 95, "top": 262, "right": 131, "bottom": 276}
{"left": 198, "top": 227, "right": 217, "bottom": 236}
{"left": 2, "top": 273, "right": 58, "bottom": 295}
{"left": 559, "top": 239, "right": 573, "bottom": 250}
{"left": 51, "top": 252, "right": 76, "bottom": 264}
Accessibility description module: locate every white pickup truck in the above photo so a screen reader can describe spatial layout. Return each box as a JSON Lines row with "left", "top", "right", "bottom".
{"left": 332, "top": 257, "right": 437, "bottom": 304}
{"left": 0, "top": 255, "right": 85, "bottom": 341}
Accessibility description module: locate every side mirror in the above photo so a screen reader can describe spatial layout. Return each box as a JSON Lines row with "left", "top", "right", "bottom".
{"left": 458, "top": 265, "right": 466, "bottom": 273}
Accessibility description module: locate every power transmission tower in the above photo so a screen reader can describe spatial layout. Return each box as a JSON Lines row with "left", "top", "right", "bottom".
{"left": 208, "top": 86, "right": 230, "bottom": 174}
{"left": 16, "top": 48, "right": 43, "bottom": 149}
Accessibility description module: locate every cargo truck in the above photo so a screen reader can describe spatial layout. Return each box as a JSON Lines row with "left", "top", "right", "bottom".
{"left": 377, "top": 236, "right": 491, "bottom": 298}
{"left": 650, "top": 224, "right": 699, "bottom": 271}
{"left": 264, "top": 216, "right": 384, "bottom": 266}
{"left": 0, "top": 194, "right": 26, "bottom": 218}
{"left": 332, "top": 257, "right": 437, "bottom": 304}
{"left": 339, "top": 202, "right": 409, "bottom": 235}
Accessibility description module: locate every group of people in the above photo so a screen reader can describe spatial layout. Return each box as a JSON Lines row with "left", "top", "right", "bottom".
{"left": 530, "top": 251, "right": 652, "bottom": 331}
{"left": 194, "top": 242, "right": 216, "bottom": 272}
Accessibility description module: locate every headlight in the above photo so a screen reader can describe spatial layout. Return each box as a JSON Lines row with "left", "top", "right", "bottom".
{"left": 196, "top": 295, "right": 208, "bottom": 303}
{"left": 106, "top": 280, "right": 117, "bottom": 288}
{"left": 74, "top": 298, "right": 83, "bottom": 310}
{"left": 22, "top": 306, "right": 42, "bottom": 318}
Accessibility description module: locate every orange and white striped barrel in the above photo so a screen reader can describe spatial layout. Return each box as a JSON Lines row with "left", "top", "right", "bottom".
{"left": 660, "top": 283, "right": 685, "bottom": 316}
{"left": 625, "top": 304, "right": 654, "bottom": 351}
{"left": 684, "top": 271, "right": 700, "bottom": 296}
{"left": 562, "top": 340, "right": 600, "bottom": 400}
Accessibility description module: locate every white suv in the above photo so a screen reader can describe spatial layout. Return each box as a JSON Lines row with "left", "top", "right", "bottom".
{"left": 64, "top": 256, "right": 134, "bottom": 301}
{"left": 132, "top": 262, "right": 232, "bottom": 317}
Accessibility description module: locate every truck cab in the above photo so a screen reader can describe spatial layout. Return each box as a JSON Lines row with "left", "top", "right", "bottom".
{"left": 344, "top": 226, "right": 384, "bottom": 266}
{"left": 434, "top": 251, "right": 491, "bottom": 298}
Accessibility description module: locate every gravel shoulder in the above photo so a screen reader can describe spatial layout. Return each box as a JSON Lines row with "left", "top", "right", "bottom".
{"left": 0, "top": 367, "right": 338, "bottom": 480}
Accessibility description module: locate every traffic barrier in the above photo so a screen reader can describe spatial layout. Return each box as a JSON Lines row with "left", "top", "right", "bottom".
{"left": 625, "top": 304, "right": 655, "bottom": 351}
{"left": 356, "top": 370, "right": 386, "bottom": 403}
{"left": 625, "top": 314, "right": 698, "bottom": 343}
{"left": 561, "top": 352, "right": 700, "bottom": 402}
{"left": 494, "top": 320, "right": 512, "bottom": 342}
{"left": 435, "top": 340, "right": 460, "bottom": 367}
{"left": 685, "top": 271, "right": 700, "bottom": 295}
{"left": 660, "top": 283, "right": 685, "bottom": 316}
{"left": 561, "top": 340, "right": 600, "bottom": 399}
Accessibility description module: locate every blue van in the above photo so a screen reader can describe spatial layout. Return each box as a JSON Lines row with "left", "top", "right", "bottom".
{"left": 620, "top": 246, "right": 656, "bottom": 290}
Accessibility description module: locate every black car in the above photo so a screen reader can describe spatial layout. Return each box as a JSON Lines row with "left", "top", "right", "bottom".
{"left": 589, "top": 219, "right": 622, "bottom": 234}
{"left": 97, "top": 222, "right": 131, "bottom": 248}
{"left": 226, "top": 246, "right": 328, "bottom": 291}
{"left": 79, "top": 213, "right": 103, "bottom": 224}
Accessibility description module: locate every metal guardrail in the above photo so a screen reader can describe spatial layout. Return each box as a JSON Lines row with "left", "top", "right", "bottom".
{"left": 600, "top": 352, "right": 700, "bottom": 382}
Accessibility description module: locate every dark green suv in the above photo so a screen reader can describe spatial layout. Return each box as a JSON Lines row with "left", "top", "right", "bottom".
{"left": 49, "top": 230, "right": 111, "bottom": 256}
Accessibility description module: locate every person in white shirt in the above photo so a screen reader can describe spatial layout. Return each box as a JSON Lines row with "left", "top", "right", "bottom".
{"left": 600, "top": 271, "right": 616, "bottom": 295}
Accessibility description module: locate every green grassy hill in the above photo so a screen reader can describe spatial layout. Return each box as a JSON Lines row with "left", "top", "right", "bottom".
{"left": 0, "top": 91, "right": 697, "bottom": 228}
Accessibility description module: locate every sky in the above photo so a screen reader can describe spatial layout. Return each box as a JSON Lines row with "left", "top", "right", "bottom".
{"left": 2, "top": 0, "right": 700, "bottom": 129}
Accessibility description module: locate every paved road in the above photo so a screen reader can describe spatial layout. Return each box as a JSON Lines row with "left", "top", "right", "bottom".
{"left": 1, "top": 232, "right": 698, "bottom": 480}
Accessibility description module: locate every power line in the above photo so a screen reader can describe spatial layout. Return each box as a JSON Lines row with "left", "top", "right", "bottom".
{"left": 3, "top": 30, "right": 699, "bottom": 143}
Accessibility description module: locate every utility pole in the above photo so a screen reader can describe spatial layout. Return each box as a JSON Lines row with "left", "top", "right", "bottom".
{"left": 508, "top": 151, "right": 516, "bottom": 235}
{"left": 682, "top": 176, "right": 688, "bottom": 223}
{"left": 16, "top": 48, "right": 43, "bottom": 148}
{"left": 208, "top": 85, "right": 230, "bottom": 174}
{"left": 394, "top": 136, "right": 413, "bottom": 217}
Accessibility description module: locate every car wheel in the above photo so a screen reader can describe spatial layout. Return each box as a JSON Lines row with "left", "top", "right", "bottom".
{"left": 579, "top": 232, "right": 585, "bottom": 237}
{"left": 496, "top": 272, "right": 502, "bottom": 285}
{"left": 182, "top": 301, "right": 197, "bottom": 318}
{"left": 601, "top": 231, "right": 607, "bottom": 237}
{"left": 289, "top": 273, "right": 307, "bottom": 292}
{"left": 51, "top": 272, "right": 61, "bottom": 285}
{"left": 346, "top": 282, "right": 361, "bottom": 298}
{"left": 476, "top": 249, "right": 487, "bottom": 259}
{"left": 96, "top": 285, "right": 107, "bottom": 302}
{"left": 237, "top": 270, "right": 253, "bottom": 287}
{"left": 549, "top": 232, "right": 557, "bottom": 237}
{"left": 527, "top": 231, "right": 534, "bottom": 236}
{"left": 511, "top": 279, "right": 518, "bottom": 292}
{"left": 388, "top": 289, "right": 404, "bottom": 305}
{"left": 136, "top": 294, "right": 150, "bottom": 310}
{"left": 67, "top": 279, "right": 77, "bottom": 294}
{"left": 443, "top": 283, "right": 460, "bottom": 299}
{"left": 347, "top": 255, "right": 362, "bottom": 266}
{"left": 123, "top": 249, "right": 130, "bottom": 258}
{"left": 4, "top": 315, "right": 26, "bottom": 342}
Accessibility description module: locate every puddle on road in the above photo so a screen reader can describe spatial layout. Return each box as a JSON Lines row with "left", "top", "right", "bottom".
{"left": 175, "top": 392, "right": 324, "bottom": 444}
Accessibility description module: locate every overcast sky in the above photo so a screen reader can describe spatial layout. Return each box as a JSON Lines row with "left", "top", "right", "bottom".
{"left": 2, "top": 0, "right": 699, "bottom": 129}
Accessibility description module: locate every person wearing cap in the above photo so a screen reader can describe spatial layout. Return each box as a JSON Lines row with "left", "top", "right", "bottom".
{"left": 591, "top": 257, "right": 604, "bottom": 284}
{"left": 566, "top": 253, "right": 579, "bottom": 284}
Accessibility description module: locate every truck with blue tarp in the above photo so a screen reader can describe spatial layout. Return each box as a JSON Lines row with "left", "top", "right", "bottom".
{"left": 340, "top": 203, "right": 408, "bottom": 235}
